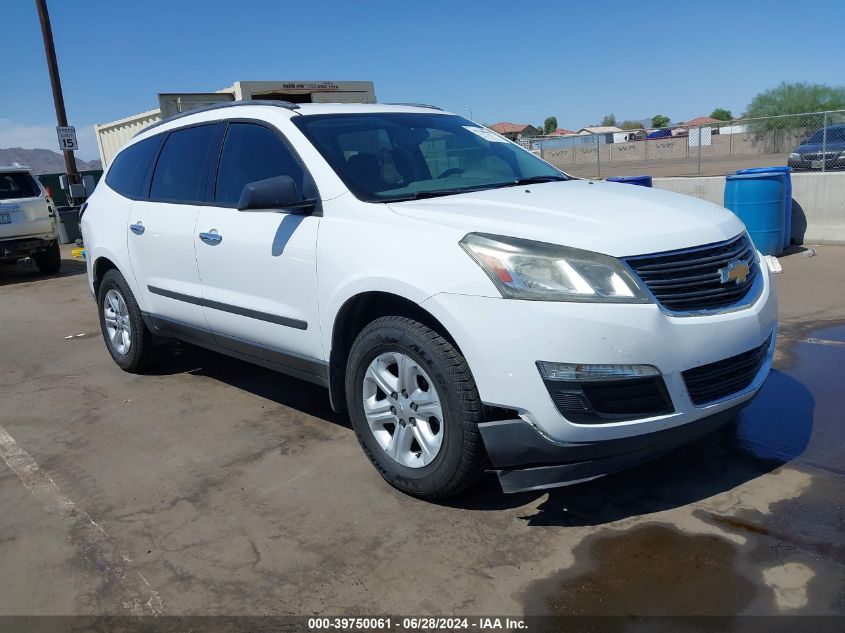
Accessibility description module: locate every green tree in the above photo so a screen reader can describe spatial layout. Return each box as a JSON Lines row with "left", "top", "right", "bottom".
{"left": 543, "top": 116, "right": 558, "bottom": 135}
{"left": 746, "top": 82, "right": 845, "bottom": 118}
{"left": 620, "top": 119, "right": 644, "bottom": 130}
{"left": 600, "top": 113, "right": 617, "bottom": 127}
{"left": 651, "top": 114, "right": 670, "bottom": 128}
{"left": 710, "top": 108, "right": 733, "bottom": 121}
{"left": 746, "top": 82, "right": 845, "bottom": 145}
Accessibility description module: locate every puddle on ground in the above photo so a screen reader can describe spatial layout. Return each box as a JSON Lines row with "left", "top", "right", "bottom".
{"left": 523, "top": 324, "right": 845, "bottom": 616}
{"left": 734, "top": 324, "right": 845, "bottom": 476}
{"left": 527, "top": 524, "right": 757, "bottom": 616}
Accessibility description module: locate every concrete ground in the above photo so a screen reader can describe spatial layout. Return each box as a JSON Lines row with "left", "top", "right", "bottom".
{"left": 0, "top": 244, "right": 843, "bottom": 618}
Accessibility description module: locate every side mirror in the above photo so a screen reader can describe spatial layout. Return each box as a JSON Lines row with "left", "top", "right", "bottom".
{"left": 237, "top": 176, "right": 317, "bottom": 212}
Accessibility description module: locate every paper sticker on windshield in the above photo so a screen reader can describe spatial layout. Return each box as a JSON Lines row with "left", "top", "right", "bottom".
{"left": 464, "top": 126, "right": 508, "bottom": 143}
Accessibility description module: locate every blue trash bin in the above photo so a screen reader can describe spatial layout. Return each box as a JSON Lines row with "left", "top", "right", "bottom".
{"left": 724, "top": 173, "right": 786, "bottom": 256}
{"left": 607, "top": 175, "right": 653, "bottom": 187}
{"left": 736, "top": 166, "right": 792, "bottom": 249}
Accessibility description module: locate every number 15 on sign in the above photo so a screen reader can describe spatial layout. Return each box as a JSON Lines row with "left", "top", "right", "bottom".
{"left": 57, "top": 126, "right": 78, "bottom": 151}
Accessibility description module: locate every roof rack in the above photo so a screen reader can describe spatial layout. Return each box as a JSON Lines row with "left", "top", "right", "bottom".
{"left": 384, "top": 102, "right": 443, "bottom": 111}
{"left": 136, "top": 99, "right": 300, "bottom": 136}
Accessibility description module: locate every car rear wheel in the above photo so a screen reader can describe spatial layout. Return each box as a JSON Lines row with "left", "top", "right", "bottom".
{"left": 32, "top": 240, "right": 61, "bottom": 274}
{"left": 97, "top": 269, "right": 161, "bottom": 373}
{"left": 346, "top": 316, "right": 486, "bottom": 499}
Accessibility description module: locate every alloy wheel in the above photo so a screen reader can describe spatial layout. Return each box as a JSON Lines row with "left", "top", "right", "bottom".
{"left": 103, "top": 289, "right": 132, "bottom": 355}
{"left": 362, "top": 351, "right": 444, "bottom": 468}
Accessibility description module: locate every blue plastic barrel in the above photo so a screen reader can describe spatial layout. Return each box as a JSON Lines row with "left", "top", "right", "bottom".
{"left": 606, "top": 175, "right": 653, "bottom": 187}
{"left": 724, "top": 173, "right": 786, "bottom": 256}
{"left": 736, "top": 166, "right": 792, "bottom": 249}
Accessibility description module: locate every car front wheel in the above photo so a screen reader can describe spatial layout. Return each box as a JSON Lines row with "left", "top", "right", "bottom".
{"left": 346, "top": 316, "right": 486, "bottom": 499}
{"left": 97, "top": 269, "right": 161, "bottom": 373}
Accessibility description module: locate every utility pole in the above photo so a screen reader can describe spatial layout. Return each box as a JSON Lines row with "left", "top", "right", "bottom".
{"left": 35, "top": 0, "right": 79, "bottom": 184}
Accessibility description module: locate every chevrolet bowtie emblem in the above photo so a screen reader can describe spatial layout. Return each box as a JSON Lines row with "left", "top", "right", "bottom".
{"left": 719, "top": 259, "right": 750, "bottom": 285}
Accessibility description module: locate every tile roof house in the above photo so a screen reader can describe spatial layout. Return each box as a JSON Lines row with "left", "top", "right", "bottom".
{"left": 682, "top": 116, "right": 722, "bottom": 127}
{"left": 549, "top": 128, "right": 577, "bottom": 136}
{"left": 489, "top": 122, "right": 539, "bottom": 141}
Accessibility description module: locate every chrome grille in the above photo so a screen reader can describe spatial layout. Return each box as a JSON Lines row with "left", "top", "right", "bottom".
{"left": 803, "top": 151, "right": 837, "bottom": 161}
{"left": 625, "top": 233, "right": 758, "bottom": 313}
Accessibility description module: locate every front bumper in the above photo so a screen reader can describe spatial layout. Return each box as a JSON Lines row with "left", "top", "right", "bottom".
{"left": 479, "top": 403, "right": 746, "bottom": 492}
{"left": 422, "top": 259, "right": 777, "bottom": 491}
{"left": 788, "top": 157, "right": 845, "bottom": 171}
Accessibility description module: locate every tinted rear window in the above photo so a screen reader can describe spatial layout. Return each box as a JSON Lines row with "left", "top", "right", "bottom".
{"left": 0, "top": 172, "right": 41, "bottom": 200}
{"left": 149, "top": 125, "right": 216, "bottom": 203}
{"left": 105, "top": 136, "right": 161, "bottom": 199}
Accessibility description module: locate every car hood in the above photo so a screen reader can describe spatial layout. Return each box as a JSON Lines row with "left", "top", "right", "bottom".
{"left": 796, "top": 142, "right": 845, "bottom": 153}
{"left": 387, "top": 180, "right": 744, "bottom": 257}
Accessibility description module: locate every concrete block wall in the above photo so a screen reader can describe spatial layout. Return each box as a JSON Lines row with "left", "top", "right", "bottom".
{"left": 653, "top": 172, "right": 845, "bottom": 245}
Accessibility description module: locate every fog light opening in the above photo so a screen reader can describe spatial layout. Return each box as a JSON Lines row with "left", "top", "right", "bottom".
{"left": 536, "top": 361, "right": 660, "bottom": 382}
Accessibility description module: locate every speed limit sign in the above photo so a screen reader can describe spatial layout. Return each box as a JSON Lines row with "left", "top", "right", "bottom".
{"left": 56, "top": 126, "right": 78, "bottom": 151}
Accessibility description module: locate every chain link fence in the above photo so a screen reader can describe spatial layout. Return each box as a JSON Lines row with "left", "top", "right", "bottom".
{"left": 518, "top": 110, "right": 845, "bottom": 180}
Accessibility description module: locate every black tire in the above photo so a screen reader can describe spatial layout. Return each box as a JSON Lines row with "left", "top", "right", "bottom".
{"left": 346, "top": 316, "right": 486, "bottom": 499}
{"left": 97, "top": 269, "right": 161, "bottom": 373}
{"left": 32, "top": 240, "right": 61, "bottom": 274}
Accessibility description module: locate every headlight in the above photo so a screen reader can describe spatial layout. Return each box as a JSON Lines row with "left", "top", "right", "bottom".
{"left": 788, "top": 153, "right": 801, "bottom": 161}
{"left": 460, "top": 233, "right": 649, "bottom": 303}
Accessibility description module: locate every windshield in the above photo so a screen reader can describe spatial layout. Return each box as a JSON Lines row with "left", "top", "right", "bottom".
{"left": 0, "top": 172, "right": 41, "bottom": 200}
{"left": 292, "top": 113, "right": 568, "bottom": 202}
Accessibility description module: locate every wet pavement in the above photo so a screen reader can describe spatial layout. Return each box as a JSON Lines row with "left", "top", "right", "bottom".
{"left": 534, "top": 524, "right": 759, "bottom": 616}
{"left": 0, "top": 246, "right": 843, "bottom": 620}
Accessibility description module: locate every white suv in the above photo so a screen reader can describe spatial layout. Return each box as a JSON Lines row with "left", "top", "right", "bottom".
{"left": 81, "top": 102, "right": 777, "bottom": 499}
{"left": 0, "top": 165, "right": 62, "bottom": 273}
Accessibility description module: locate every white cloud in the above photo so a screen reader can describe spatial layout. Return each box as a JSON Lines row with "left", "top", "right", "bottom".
{"left": 0, "top": 119, "right": 99, "bottom": 162}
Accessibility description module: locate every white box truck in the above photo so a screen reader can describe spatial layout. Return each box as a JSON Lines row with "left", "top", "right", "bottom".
{"left": 95, "top": 80, "right": 376, "bottom": 167}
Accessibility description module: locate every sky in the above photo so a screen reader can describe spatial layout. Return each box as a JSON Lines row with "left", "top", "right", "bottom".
{"left": 2, "top": 0, "right": 844, "bottom": 161}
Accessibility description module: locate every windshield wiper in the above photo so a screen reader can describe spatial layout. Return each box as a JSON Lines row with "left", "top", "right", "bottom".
{"left": 510, "top": 175, "right": 569, "bottom": 185}
{"left": 380, "top": 177, "right": 568, "bottom": 202}
{"left": 381, "top": 188, "right": 480, "bottom": 202}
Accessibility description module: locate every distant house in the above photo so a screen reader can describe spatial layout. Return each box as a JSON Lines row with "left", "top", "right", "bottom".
{"left": 681, "top": 116, "right": 721, "bottom": 128}
{"left": 576, "top": 125, "right": 623, "bottom": 135}
{"left": 549, "top": 128, "right": 577, "bottom": 136}
{"left": 614, "top": 130, "right": 647, "bottom": 143}
{"left": 489, "top": 122, "right": 539, "bottom": 141}
{"left": 681, "top": 116, "right": 746, "bottom": 135}
{"left": 574, "top": 125, "right": 623, "bottom": 145}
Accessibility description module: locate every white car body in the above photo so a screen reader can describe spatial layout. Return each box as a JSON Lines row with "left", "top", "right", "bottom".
{"left": 81, "top": 103, "right": 777, "bottom": 494}
{"left": 0, "top": 165, "right": 60, "bottom": 261}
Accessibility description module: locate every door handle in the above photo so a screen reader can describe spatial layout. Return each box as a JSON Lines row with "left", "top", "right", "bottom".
{"left": 129, "top": 221, "right": 145, "bottom": 235}
{"left": 199, "top": 230, "right": 222, "bottom": 245}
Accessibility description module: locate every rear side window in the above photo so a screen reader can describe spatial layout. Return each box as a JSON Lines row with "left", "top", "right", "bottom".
{"left": 105, "top": 136, "right": 161, "bottom": 199}
{"left": 149, "top": 125, "right": 216, "bottom": 203}
{"left": 214, "top": 123, "right": 306, "bottom": 206}
{"left": 0, "top": 172, "right": 41, "bottom": 200}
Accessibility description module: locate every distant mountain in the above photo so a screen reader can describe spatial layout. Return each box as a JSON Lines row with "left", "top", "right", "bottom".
{"left": 0, "top": 148, "right": 102, "bottom": 174}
